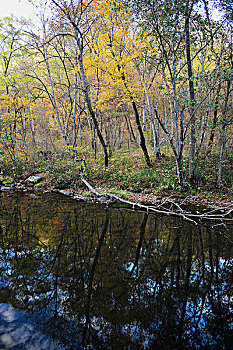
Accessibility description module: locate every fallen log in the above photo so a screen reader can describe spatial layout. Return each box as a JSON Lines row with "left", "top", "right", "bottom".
{"left": 81, "top": 178, "right": 233, "bottom": 229}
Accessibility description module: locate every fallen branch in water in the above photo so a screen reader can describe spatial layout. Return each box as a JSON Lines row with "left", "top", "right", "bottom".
{"left": 81, "top": 178, "right": 233, "bottom": 226}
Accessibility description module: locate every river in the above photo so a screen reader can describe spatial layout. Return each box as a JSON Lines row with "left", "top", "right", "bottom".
{"left": 0, "top": 191, "right": 232, "bottom": 349}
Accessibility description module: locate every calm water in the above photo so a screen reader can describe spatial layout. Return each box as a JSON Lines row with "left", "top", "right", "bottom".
{"left": 0, "top": 191, "right": 232, "bottom": 349}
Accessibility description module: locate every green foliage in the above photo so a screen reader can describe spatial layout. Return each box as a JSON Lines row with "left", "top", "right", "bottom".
{"left": 195, "top": 153, "right": 233, "bottom": 191}
{"left": 103, "top": 187, "right": 133, "bottom": 197}
{"left": 85, "top": 151, "right": 180, "bottom": 194}
{"left": 82, "top": 191, "right": 91, "bottom": 197}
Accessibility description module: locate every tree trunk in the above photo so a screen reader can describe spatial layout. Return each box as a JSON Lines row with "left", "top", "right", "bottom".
{"left": 176, "top": 157, "right": 186, "bottom": 189}
{"left": 206, "top": 83, "right": 221, "bottom": 155}
{"left": 143, "top": 87, "right": 160, "bottom": 156}
{"left": 73, "top": 28, "right": 109, "bottom": 167}
{"left": 218, "top": 78, "right": 231, "bottom": 182}
{"left": 185, "top": 3, "right": 196, "bottom": 183}
{"left": 108, "top": 38, "right": 151, "bottom": 166}
{"left": 131, "top": 100, "right": 151, "bottom": 167}
{"left": 154, "top": 108, "right": 186, "bottom": 188}
{"left": 44, "top": 45, "right": 68, "bottom": 146}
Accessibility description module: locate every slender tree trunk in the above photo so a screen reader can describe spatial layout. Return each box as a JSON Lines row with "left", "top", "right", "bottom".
{"left": 44, "top": 44, "right": 68, "bottom": 146}
{"left": 206, "top": 83, "right": 221, "bottom": 154}
{"left": 108, "top": 38, "right": 151, "bottom": 166}
{"left": 72, "top": 70, "right": 78, "bottom": 148}
{"left": 172, "top": 33, "right": 180, "bottom": 154}
{"left": 218, "top": 78, "right": 231, "bottom": 182}
{"left": 125, "top": 109, "right": 138, "bottom": 145}
{"left": 154, "top": 108, "right": 186, "bottom": 187}
{"left": 29, "top": 106, "right": 36, "bottom": 149}
{"left": 176, "top": 157, "right": 186, "bottom": 189}
{"left": 185, "top": 3, "right": 196, "bottom": 183}
{"left": 136, "top": 65, "right": 160, "bottom": 154}
{"left": 121, "top": 79, "right": 151, "bottom": 165}
{"left": 73, "top": 28, "right": 109, "bottom": 167}
{"left": 131, "top": 100, "right": 151, "bottom": 166}
{"left": 141, "top": 82, "right": 160, "bottom": 156}
{"left": 142, "top": 102, "right": 146, "bottom": 132}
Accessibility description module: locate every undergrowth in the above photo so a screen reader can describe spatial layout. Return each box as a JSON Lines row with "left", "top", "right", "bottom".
{"left": 0, "top": 149, "right": 233, "bottom": 200}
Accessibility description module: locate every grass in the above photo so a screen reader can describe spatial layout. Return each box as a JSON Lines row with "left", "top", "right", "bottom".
{"left": 103, "top": 187, "right": 134, "bottom": 198}
{"left": 82, "top": 191, "right": 91, "bottom": 197}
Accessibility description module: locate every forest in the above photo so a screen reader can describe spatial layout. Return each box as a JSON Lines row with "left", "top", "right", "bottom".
{"left": 0, "top": 0, "right": 232, "bottom": 202}
{"left": 0, "top": 2, "right": 233, "bottom": 348}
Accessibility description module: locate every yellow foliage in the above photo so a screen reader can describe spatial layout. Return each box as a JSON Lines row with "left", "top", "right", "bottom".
{"left": 81, "top": 0, "right": 158, "bottom": 113}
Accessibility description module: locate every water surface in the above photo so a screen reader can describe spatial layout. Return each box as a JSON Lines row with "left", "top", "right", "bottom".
{"left": 0, "top": 191, "right": 232, "bottom": 349}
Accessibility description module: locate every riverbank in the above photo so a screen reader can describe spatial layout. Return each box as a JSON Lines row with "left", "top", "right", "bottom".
{"left": 1, "top": 176, "right": 233, "bottom": 229}
{"left": 1, "top": 151, "right": 233, "bottom": 210}
{"left": 1, "top": 173, "right": 232, "bottom": 212}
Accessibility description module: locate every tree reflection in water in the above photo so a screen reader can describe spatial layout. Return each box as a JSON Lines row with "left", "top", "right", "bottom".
{"left": 0, "top": 192, "right": 232, "bottom": 349}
